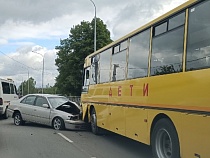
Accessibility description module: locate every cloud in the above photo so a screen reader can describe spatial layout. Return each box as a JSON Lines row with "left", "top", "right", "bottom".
{"left": 0, "top": 0, "right": 187, "bottom": 41}
{"left": 0, "top": 0, "right": 85, "bottom": 23}
{"left": 0, "top": 45, "right": 58, "bottom": 88}
{"left": 0, "top": 38, "right": 8, "bottom": 45}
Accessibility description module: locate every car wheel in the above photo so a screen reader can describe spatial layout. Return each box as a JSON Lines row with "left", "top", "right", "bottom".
{"left": 90, "top": 108, "right": 99, "bottom": 135}
{"left": 14, "top": 112, "right": 24, "bottom": 126}
{"left": 52, "top": 117, "right": 65, "bottom": 130}
{"left": 3, "top": 107, "right": 8, "bottom": 119}
{"left": 151, "top": 118, "right": 180, "bottom": 158}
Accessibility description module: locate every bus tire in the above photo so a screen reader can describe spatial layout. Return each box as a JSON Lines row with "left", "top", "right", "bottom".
{"left": 90, "top": 108, "right": 99, "bottom": 135}
{"left": 151, "top": 118, "right": 180, "bottom": 158}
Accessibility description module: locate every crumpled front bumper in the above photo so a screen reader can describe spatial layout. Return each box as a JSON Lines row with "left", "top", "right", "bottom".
{"left": 64, "top": 119, "right": 87, "bottom": 130}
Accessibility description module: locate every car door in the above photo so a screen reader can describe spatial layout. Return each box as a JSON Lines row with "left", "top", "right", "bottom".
{"left": 33, "top": 96, "right": 51, "bottom": 125}
{"left": 19, "top": 95, "right": 37, "bottom": 122}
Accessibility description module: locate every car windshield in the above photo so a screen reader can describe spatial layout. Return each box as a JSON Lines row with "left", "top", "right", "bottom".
{"left": 47, "top": 97, "right": 69, "bottom": 108}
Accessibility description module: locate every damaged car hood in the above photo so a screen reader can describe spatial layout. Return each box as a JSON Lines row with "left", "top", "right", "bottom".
{"left": 55, "top": 101, "right": 81, "bottom": 115}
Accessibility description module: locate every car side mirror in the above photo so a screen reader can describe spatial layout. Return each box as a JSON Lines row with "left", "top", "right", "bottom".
{"left": 42, "top": 104, "right": 49, "bottom": 108}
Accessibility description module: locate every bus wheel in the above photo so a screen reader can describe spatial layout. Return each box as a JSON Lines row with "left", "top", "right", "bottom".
{"left": 90, "top": 108, "right": 99, "bottom": 135}
{"left": 151, "top": 118, "right": 180, "bottom": 158}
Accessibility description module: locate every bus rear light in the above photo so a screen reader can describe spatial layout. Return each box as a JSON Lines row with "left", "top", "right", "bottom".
{"left": 0, "top": 98, "right": 3, "bottom": 105}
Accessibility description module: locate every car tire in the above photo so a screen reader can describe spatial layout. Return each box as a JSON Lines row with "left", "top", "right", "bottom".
{"left": 52, "top": 117, "right": 65, "bottom": 130}
{"left": 14, "top": 112, "right": 24, "bottom": 126}
{"left": 90, "top": 108, "right": 99, "bottom": 135}
{"left": 151, "top": 118, "right": 180, "bottom": 158}
{"left": 3, "top": 107, "right": 8, "bottom": 119}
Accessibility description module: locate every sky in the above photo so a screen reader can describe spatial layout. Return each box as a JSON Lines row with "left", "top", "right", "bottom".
{"left": 0, "top": 0, "right": 187, "bottom": 89}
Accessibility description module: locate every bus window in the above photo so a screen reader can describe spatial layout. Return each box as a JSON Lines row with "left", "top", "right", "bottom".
{"left": 114, "top": 45, "right": 120, "bottom": 54}
{"left": 10, "top": 84, "right": 15, "bottom": 94}
{"left": 90, "top": 55, "right": 99, "bottom": 84}
{"left": 82, "top": 67, "right": 90, "bottom": 93}
{"left": 111, "top": 53, "right": 126, "bottom": 81}
{"left": 168, "top": 12, "right": 185, "bottom": 31}
{"left": 151, "top": 11, "right": 185, "bottom": 76}
{"left": 154, "top": 22, "right": 167, "bottom": 36}
{"left": 99, "top": 48, "right": 112, "bottom": 83}
{"left": 186, "top": 1, "right": 210, "bottom": 71}
{"left": 120, "top": 40, "right": 127, "bottom": 51}
{"left": 86, "top": 69, "right": 89, "bottom": 79}
{"left": 127, "top": 29, "right": 150, "bottom": 79}
{"left": 111, "top": 41, "right": 127, "bottom": 82}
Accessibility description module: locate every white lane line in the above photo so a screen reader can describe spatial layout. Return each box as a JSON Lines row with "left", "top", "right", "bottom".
{"left": 57, "top": 133, "right": 73, "bottom": 143}
{"left": 58, "top": 133, "right": 96, "bottom": 158}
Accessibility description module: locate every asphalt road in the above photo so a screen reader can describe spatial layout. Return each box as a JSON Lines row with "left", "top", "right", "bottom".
{"left": 0, "top": 117, "right": 153, "bottom": 158}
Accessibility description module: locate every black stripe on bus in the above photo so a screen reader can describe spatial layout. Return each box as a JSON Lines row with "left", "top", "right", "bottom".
{"left": 82, "top": 101, "right": 210, "bottom": 116}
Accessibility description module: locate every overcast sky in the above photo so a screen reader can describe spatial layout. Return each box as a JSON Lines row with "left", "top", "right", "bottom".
{"left": 0, "top": 0, "right": 187, "bottom": 89}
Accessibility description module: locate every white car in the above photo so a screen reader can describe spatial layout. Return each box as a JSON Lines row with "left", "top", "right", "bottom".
{"left": 0, "top": 78, "right": 19, "bottom": 119}
{"left": 7, "top": 94, "right": 86, "bottom": 130}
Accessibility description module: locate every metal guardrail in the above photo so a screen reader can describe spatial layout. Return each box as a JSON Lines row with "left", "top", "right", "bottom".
{"left": 68, "top": 96, "right": 81, "bottom": 105}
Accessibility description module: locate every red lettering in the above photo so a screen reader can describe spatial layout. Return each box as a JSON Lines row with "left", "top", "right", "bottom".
{"left": 130, "top": 85, "right": 133, "bottom": 96}
{"left": 109, "top": 87, "right": 112, "bottom": 97}
{"left": 118, "top": 86, "right": 122, "bottom": 96}
{"left": 143, "top": 83, "right": 149, "bottom": 96}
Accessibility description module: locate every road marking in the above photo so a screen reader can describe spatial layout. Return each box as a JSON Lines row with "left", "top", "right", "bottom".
{"left": 57, "top": 133, "right": 73, "bottom": 143}
{"left": 58, "top": 133, "right": 95, "bottom": 158}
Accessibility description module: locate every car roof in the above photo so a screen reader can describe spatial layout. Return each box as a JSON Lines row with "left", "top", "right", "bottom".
{"left": 26, "top": 94, "right": 67, "bottom": 98}
{"left": 22, "top": 94, "right": 79, "bottom": 107}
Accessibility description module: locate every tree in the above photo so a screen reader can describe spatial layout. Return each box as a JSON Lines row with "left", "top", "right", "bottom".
{"left": 55, "top": 18, "right": 112, "bottom": 96}
{"left": 43, "top": 85, "right": 57, "bottom": 94}
{"left": 18, "top": 77, "right": 36, "bottom": 96}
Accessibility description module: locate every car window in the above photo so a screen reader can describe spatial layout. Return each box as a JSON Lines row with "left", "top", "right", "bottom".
{"left": 2, "top": 82, "right": 10, "bottom": 94}
{"left": 10, "top": 84, "right": 15, "bottom": 94}
{"left": 21, "top": 96, "right": 36, "bottom": 105}
{"left": 48, "top": 97, "right": 69, "bottom": 108}
{"left": 35, "top": 97, "right": 48, "bottom": 107}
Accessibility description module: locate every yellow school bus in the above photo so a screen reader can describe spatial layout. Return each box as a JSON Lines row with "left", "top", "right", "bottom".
{"left": 81, "top": 0, "right": 210, "bottom": 157}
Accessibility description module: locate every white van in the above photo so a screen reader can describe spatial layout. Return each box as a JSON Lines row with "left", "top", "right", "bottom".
{"left": 0, "top": 78, "right": 19, "bottom": 119}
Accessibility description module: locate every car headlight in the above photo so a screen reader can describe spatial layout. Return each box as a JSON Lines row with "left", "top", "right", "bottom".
{"left": 68, "top": 115, "right": 79, "bottom": 120}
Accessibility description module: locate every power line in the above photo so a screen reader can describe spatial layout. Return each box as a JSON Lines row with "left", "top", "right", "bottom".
{"left": 0, "top": 50, "right": 58, "bottom": 76}
{"left": 0, "top": 50, "right": 39, "bottom": 71}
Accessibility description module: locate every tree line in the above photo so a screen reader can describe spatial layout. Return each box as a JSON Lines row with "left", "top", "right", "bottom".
{"left": 18, "top": 77, "right": 57, "bottom": 96}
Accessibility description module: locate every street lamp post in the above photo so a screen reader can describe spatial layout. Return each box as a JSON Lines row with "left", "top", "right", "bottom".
{"left": 90, "top": 0, "right": 96, "bottom": 52}
{"left": 27, "top": 69, "right": 29, "bottom": 94}
{"left": 22, "top": 67, "right": 30, "bottom": 94}
{"left": 21, "top": 77, "right": 24, "bottom": 96}
{"left": 32, "top": 51, "right": 44, "bottom": 94}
